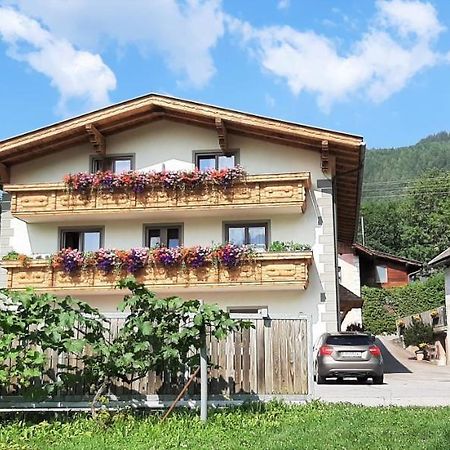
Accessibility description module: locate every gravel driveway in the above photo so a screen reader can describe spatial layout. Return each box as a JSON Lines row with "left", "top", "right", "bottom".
{"left": 314, "top": 337, "right": 450, "bottom": 406}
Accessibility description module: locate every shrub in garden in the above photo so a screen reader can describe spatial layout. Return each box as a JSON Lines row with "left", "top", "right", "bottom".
{"left": 0, "top": 289, "right": 106, "bottom": 399}
{"left": 403, "top": 320, "right": 434, "bottom": 348}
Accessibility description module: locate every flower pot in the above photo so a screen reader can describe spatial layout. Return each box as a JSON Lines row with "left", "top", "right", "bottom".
{"left": 416, "top": 351, "right": 425, "bottom": 361}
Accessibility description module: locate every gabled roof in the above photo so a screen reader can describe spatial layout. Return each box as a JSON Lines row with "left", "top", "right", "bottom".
{"left": 353, "top": 243, "right": 422, "bottom": 269}
{"left": 0, "top": 93, "right": 365, "bottom": 243}
{"left": 428, "top": 247, "right": 450, "bottom": 267}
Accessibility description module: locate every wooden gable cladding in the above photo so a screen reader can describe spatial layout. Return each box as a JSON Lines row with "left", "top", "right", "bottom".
{"left": 0, "top": 93, "right": 364, "bottom": 243}
{"left": 5, "top": 172, "right": 311, "bottom": 222}
{"left": 0, "top": 94, "right": 362, "bottom": 162}
{"left": 2, "top": 251, "right": 313, "bottom": 292}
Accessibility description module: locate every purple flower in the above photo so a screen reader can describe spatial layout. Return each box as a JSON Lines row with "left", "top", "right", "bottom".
{"left": 215, "top": 243, "right": 253, "bottom": 268}
{"left": 95, "top": 248, "right": 117, "bottom": 273}
{"left": 153, "top": 247, "right": 182, "bottom": 267}
{"left": 52, "top": 248, "right": 84, "bottom": 273}
{"left": 126, "top": 247, "right": 149, "bottom": 273}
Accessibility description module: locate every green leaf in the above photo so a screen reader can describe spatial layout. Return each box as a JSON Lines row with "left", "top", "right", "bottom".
{"left": 140, "top": 321, "right": 153, "bottom": 336}
{"left": 64, "top": 339, "right": 86, "bottom": 353}
{"left": 193, "top": 314, "right": 204, "bottom": 326}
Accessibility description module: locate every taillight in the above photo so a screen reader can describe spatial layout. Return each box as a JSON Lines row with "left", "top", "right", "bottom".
{"left": 319, "top": 345, "right": 333, "bottom": 356}
{"left": 369, "top": 345, "right": 381, "bottom": 357}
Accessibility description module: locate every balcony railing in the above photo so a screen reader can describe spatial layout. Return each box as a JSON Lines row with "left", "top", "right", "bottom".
{"left": 2, "top": 252, "right": 313, "bottom": 292}
{"left": 5, "top": 172, "right": 310, "bottom": 222}
{"left": 399, "top": 306, "right": 447, "bottom": 333}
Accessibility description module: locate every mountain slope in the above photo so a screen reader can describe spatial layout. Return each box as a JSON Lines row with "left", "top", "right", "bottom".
{"left": 362, "top": 131, "right": 450, "bottom": 200}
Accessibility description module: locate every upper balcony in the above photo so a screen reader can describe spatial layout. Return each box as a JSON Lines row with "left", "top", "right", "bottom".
{"left": 5, "top": 171, "right": 310, "bottom": 223}
{"left": 2, "top": 251, "right": 313, "bottom": 294}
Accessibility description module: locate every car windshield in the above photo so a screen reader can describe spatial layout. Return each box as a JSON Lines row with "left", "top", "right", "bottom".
{"left": 326, "top": 335, "right": 372, "bottom": 346}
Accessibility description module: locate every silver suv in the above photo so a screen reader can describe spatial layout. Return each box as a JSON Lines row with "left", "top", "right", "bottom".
{"left": 314, "top": 332, "right": 384, "bottom": 384}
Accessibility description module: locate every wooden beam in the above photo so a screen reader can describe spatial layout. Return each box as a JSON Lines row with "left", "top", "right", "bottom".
{"left": 215, "top": 117, "right": 229, "bottom": 154}
{"left": 0, "top": 163, "right": 9, "bottom": 184}
{"left": 85, "top": 124, "right": 105, "bottom": 155}
{"left": 321, "top": 140, "right": 329, "bottom": 173}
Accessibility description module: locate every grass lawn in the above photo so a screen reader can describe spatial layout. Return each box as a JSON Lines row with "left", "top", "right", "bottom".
{"left": 1, "top": 402, "right": 449, "bottom": 450}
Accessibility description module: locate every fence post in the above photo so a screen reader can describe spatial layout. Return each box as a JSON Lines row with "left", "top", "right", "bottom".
{"left": 199, "top": 323, "right": 208, "bottom": 422}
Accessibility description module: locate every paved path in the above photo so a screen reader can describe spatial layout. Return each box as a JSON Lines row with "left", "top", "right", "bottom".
{"left": 314, "top": 337, "right": 450, "bottom": 406}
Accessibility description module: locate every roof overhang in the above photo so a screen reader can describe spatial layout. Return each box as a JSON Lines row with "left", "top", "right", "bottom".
{"left": 353, "top": 243, "right": 422, "bottom": 270}
{"left": 428, "top": 247, "right": 450, "bottom": 268}
{"left": 0, "top": 93, "right": 364, "bottom": 243}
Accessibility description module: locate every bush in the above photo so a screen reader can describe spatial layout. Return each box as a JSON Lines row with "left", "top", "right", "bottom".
{"left": 362, "top": 273, "right": 444, "bottom": 334}
{"left": 403, "top": 320, "right": 434, "bottom": 347}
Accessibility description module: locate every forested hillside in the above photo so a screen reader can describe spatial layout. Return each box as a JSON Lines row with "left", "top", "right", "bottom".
{"left": 362, "top": 131, "right": 450, "bottom": 200}
{"left": 359, "top": 132, "right": 450, "bottom": 262}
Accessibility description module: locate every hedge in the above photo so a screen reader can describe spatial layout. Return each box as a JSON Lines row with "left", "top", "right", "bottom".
{"left": 362, "top": 273, "right": 444, "bottom": 335}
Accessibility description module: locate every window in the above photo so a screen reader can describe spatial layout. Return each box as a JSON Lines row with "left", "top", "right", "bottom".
{"left": 225, "top": 222, "right": 268, "bottom": 251}
{"left": 60, "top": 228, "right": 102, "bottom": 251}
{"left": 195, "top": 152, "right": 237, "bottom": 171}
{"left": 91, "top": 155, "right": 134, "bottom": 173}
{"left": 228, "top": 307, "right": 269, "bottom": 318}
{"left": 325, "top": 335, "right": 374, "bottom": 346}
{"left": 145, "top": 225, "right": 182, "bottom": 248}
{"left": 375, "top": 265, "right": 388, "bottom": 283}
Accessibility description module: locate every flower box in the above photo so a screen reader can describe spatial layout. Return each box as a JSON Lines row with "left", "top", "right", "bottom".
{"left": 2, "top": 251, "right": 313, "bottom": 292}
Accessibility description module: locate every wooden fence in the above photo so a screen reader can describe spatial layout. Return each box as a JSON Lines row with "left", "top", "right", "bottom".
{"left": 0, "top": 316, "right": 311, "bottom": 407}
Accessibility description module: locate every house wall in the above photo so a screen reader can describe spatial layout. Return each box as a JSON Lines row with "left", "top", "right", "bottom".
{"left": 338, "top": 253, "right": 361, "bottom": 296}
{"left": 10, "top": 120, "right": 324, "bottom": 183}
{"left": 359, "top": 257, "right": 410, "bottom": 289}
{"left": 383, "top": 265, "right": 409, "bottom": 288}
{"left": 338, "top": 252, "right": 362, "bottom": 328}
{"left": 2, "top": 119, "right": 339, "bottom": 339}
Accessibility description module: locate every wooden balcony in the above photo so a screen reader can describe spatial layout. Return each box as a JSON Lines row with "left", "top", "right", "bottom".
{"left": 5, "top": 172, "right": 310, "bottom": 223}
{"left": 399, "top": 306, "right": 447, "bottom": 333}
{"left": 2, "top": 252, "right": 313, "bottom": 293}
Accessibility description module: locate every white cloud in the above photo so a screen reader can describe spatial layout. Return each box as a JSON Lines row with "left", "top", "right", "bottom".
{"left": 5, "top": 0, "right": 225, "bottom": 89}
{"left": 0, "top": 7, "right": 116, "bottom": 115}
{"left": 277, "top": 0, "right": 290, "bottom": 10}
{"left": 228, "top": 0, "right": 446, "bottom": 111}
{"left": 265, "top": 93, "right": 276, "bottom": 107}
{"left": 377, "top": 0, "right": 444, "bottom": 40}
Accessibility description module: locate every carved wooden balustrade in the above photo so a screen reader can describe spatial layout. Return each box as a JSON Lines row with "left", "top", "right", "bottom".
{"left": 5, "top": 172, "right": 310, "bottom": 221}
{"left": 2, "top": 252, "right": 313, "bottom": 292}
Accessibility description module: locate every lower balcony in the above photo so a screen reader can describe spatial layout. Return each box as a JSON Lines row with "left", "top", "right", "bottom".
{"left": 2, "top": 252, "right": 313, "bottom": 293}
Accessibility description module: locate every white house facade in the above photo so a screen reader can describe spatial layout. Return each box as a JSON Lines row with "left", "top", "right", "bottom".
{"left": 0, "top": 94, "right": 365, "bottom": 341}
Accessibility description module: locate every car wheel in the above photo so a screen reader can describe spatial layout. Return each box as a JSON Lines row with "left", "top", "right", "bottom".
{"left": 357, "top": 376, "right": 368, "bottom": 383}
{"left": 316, "top": 375, "right": 326, "bottom": 384}
{"left": 373, "top": 375, "right": 384, "bottom": 384}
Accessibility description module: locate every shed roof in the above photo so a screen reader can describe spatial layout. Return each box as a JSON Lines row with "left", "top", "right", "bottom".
{"left": 353, "top": 243, "right": 422, "bottom": 269}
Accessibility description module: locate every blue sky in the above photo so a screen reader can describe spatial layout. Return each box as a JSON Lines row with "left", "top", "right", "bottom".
{"left": 0, "top": 0, "right": 449, "bottom": 148}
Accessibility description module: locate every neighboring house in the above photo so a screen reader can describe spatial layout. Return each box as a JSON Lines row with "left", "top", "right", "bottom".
{"left": 338, "top": 243, "right": 422, "bottom": 329}
{"left": 428, "top": 248, "right": 450, "bottom": 364}
{"left": 353, "top": 243, "right": 422, "bottom": 288}
{"left": 0, "top": 94, "right": 365, "bottom": 340}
